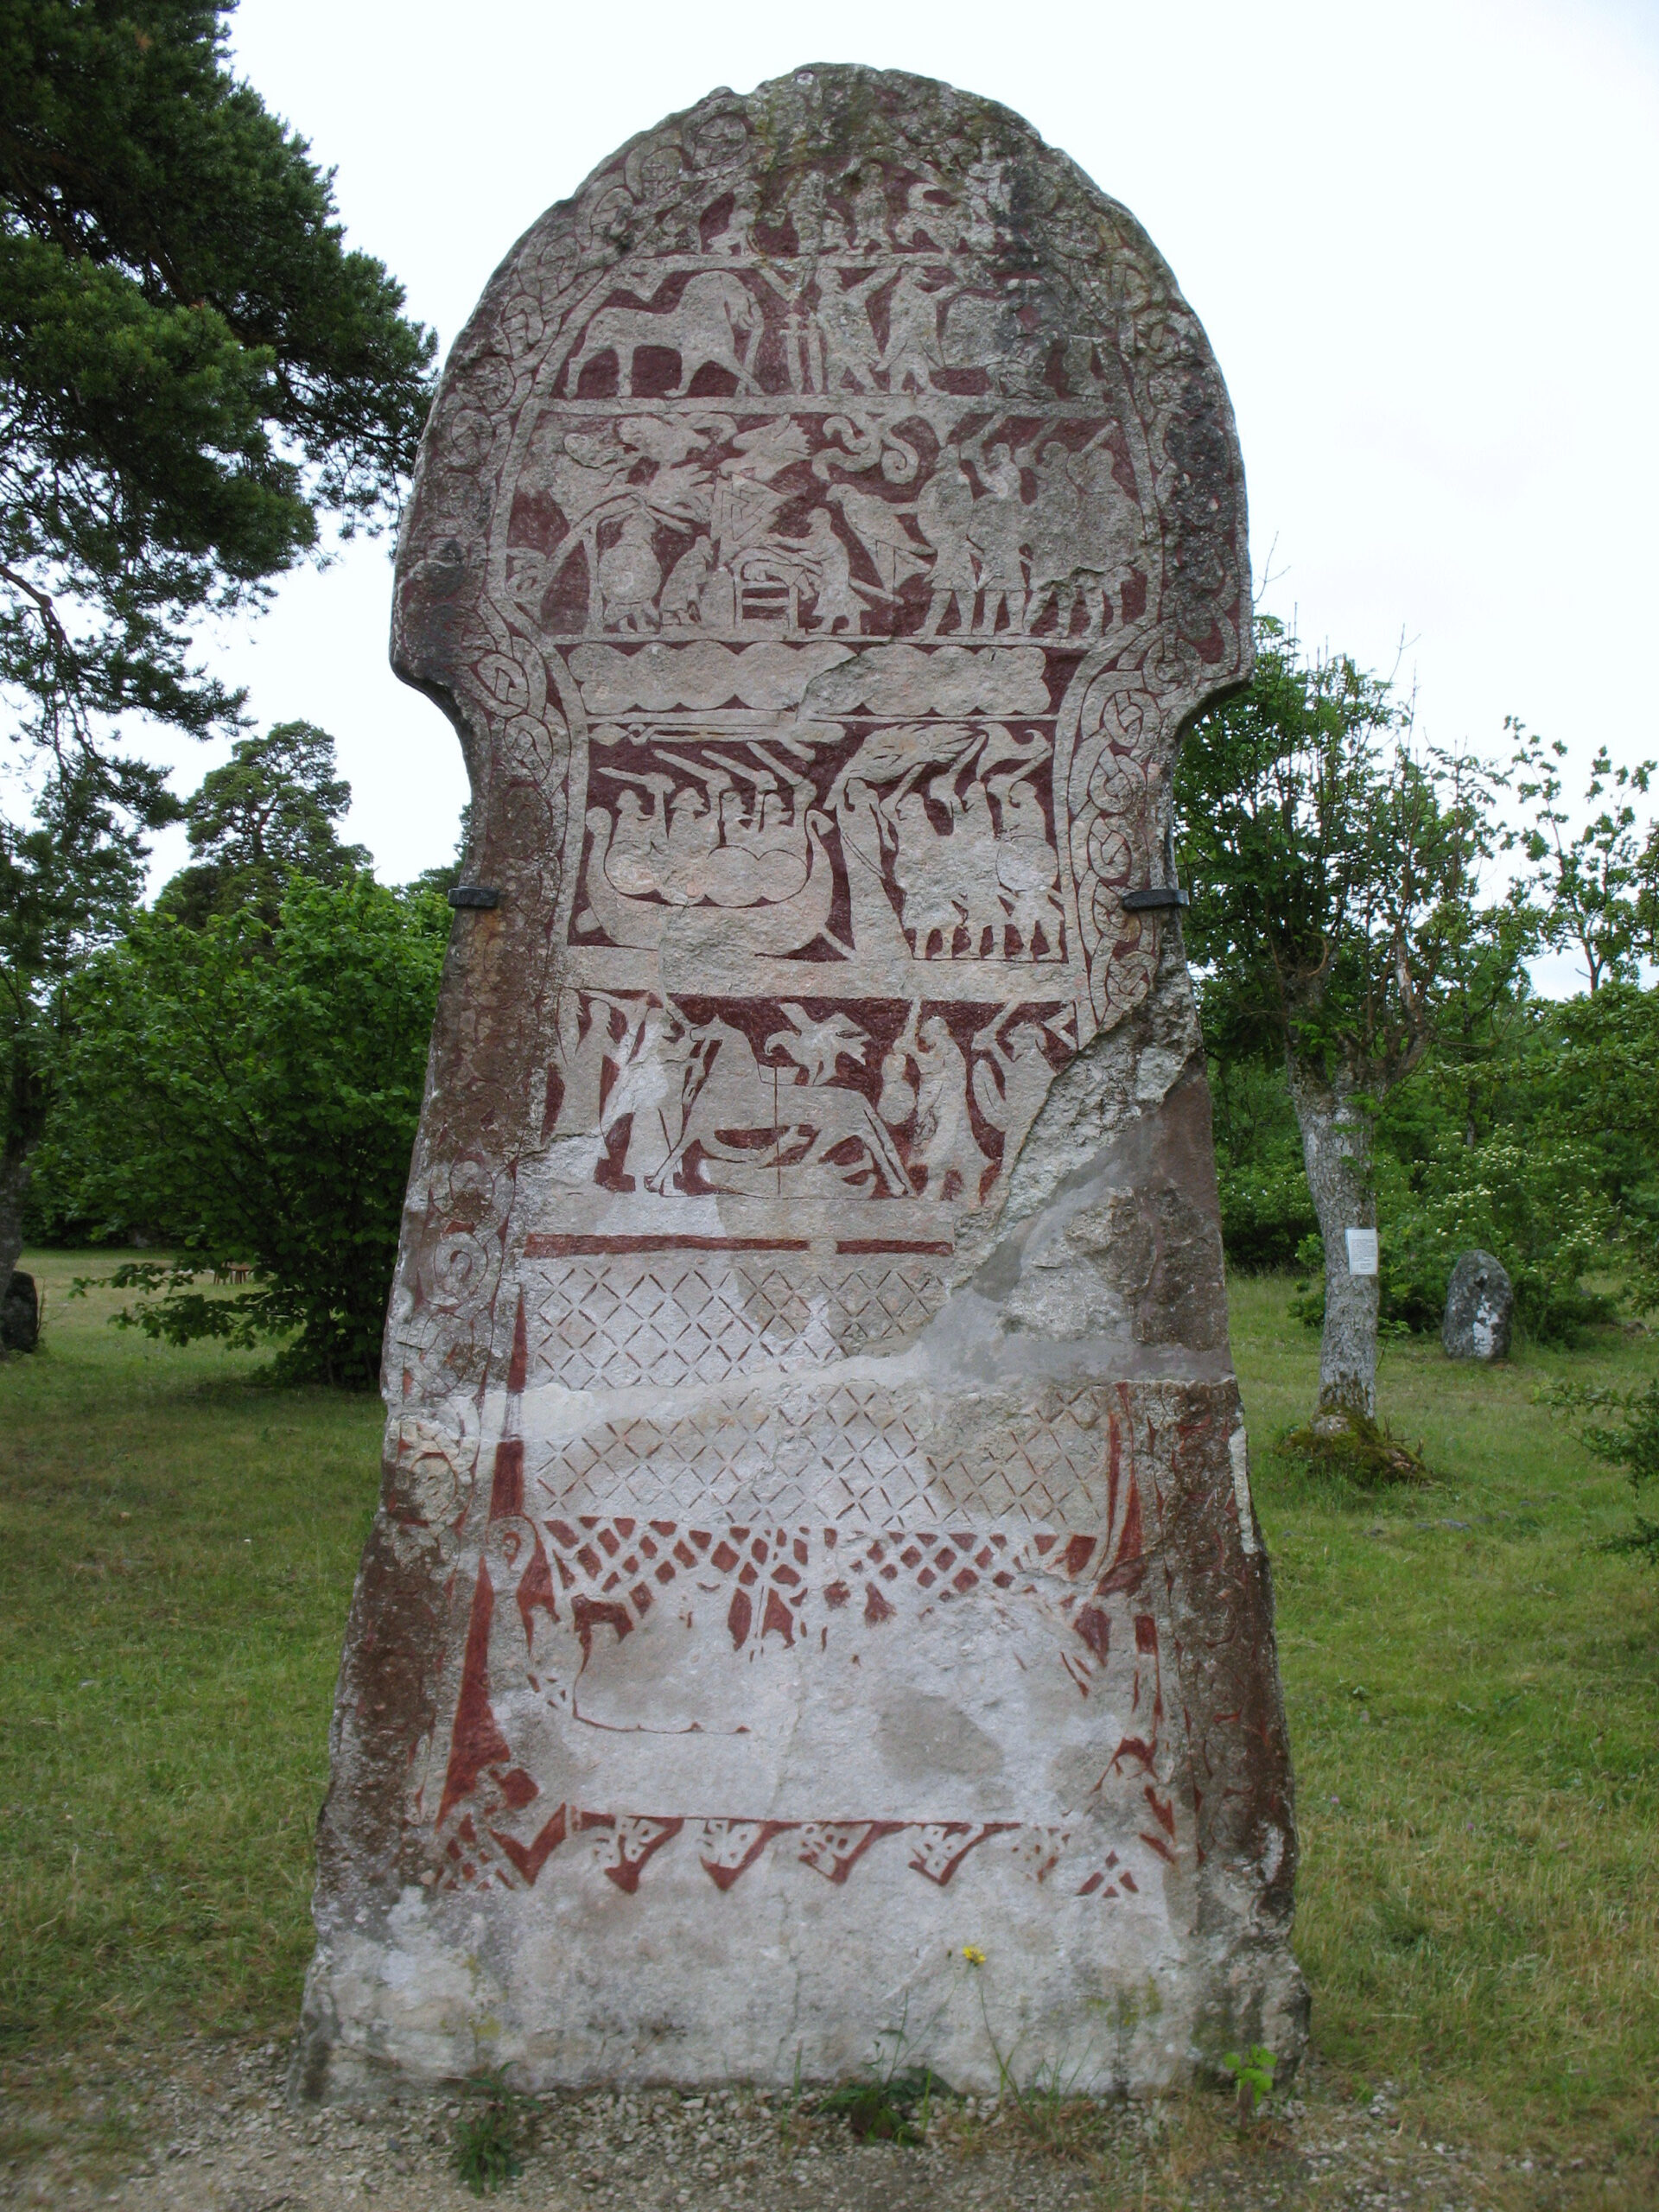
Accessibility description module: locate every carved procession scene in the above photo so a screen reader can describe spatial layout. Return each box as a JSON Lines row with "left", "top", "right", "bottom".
{"left": 296, "top": 67, "right": 1302, "bottom": 2103}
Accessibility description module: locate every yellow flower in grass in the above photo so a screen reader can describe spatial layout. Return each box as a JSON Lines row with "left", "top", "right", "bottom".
{"left": 961, "top": 1944, "right": 987, "bottom": 1967}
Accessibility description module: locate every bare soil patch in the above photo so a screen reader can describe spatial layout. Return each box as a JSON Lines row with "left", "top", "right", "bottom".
{"left": 1, "top": 2037, "right": 1646, "bottom": 2212}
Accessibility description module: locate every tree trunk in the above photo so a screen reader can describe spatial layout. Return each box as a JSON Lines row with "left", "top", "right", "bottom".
{"left": 1286, "top": 1054, "right": 1378, "bottom": 1418}
{"left": 0, "top": 1136, "right": 33, "bottom": 1310}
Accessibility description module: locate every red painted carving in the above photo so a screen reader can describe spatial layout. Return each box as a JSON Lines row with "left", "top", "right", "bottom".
{"left": 697, "top": 1818, "right": 796, "bottom": 1891}
{"left": 585, "top": 1813, "right": 686, "bottom": 1894}
{"left": 487, "top": 1437, "right": 524, "bottom": 1519}
{"left": 906, "top": 1821, "right": 1014, "bottom": 1885}
{"left": 797, "top": 1821, "right": 906, "bottom": 1884}
{"left": 438, "top": 1568, "right": 513, "bottom": 1823}
{"left": 488, "top": 1803, "right": 569, "bottom": 1885}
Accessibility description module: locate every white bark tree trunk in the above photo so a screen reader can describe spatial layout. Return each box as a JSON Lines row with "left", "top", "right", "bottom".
{"left": 1286, "top": 1054, "right": 1378, "bottom": 1418}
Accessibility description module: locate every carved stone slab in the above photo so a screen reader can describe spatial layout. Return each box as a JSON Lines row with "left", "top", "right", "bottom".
{"left": 295, "top": 65, "right": 1304, "bottom": 2100}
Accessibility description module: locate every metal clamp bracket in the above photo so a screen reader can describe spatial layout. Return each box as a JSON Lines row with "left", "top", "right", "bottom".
{"left": 1121, "top": 884, "right": 1190, "bottom": 910}
{"left": 447, "top": 885, "right": 502, "bottom": 910}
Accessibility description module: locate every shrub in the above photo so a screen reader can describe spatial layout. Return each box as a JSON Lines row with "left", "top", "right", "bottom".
{"left": 48, "top": 876, "right": 448, "bottom": 1386}
{"left": 1290, "top": 1135, "right": 1617, "bottom": 1346}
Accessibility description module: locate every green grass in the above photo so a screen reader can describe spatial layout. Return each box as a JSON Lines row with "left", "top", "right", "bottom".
{"left": 0, "top": 1251, "right": 381, "bottom": 2051}
{"left": 1235, "top": 1276, "right": 1659, "bottom": 2160}
{"left": 1, "top": 1255, "right": 1655, "bottom": 2171}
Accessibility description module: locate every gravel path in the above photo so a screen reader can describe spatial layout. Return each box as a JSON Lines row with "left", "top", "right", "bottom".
{"left": 0, "top": 2037, "right": 1643, "bottom": 2211}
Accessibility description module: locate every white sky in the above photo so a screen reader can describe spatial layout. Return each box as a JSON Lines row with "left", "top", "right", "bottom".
{"left": 132, "top": 0, "right": 1659, "bottom": 988}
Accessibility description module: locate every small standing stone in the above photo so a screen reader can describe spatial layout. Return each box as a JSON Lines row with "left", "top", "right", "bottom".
{"left": 1442, "top": 1249, "right": 1513, "bottom": 1362}
{"left": 1, "top": 1270, "right": 38, "bottom": 1353}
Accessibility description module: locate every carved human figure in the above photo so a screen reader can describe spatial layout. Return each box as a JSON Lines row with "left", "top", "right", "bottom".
{"left": 550, "top": 992, "right": 620, "bottom": 1139}
{"left": 598, "top": 511, "right": 662, "bottom": 632}
{"left": 968, "top": 443, "right": 1029, "bottom": 633}
{"left": 917, "top": 450, "right": 978, "bottom": 638}
{"left": 605, "top": 1002, "right": 691, "bottom": 1189}
{"left": 709, "top": 180, "right": 759, "bottom": 255}
{"left": 990, "top": 770, "right": 1065, "bottom": 957}
{"left": 963, "top": 143, "right": 1012, "bottom": 248}
{"left": 664, "top": 781, "right": 719, "bottom": 884}
{"left": 880, "top": 264, "right": 950, "bottom": 391}
{"left": 912, "top": 1014, "right": 989, "bottom": 1201}
{"left": 599, "top": 776, "right": 673, "bottom": 897}
{"left": 660, "top": 538, "right": 715, "bottom": 626}
{"left": 785, "top": 508, "right": 862, "bottom": 632}
{"left": 814, "top": 265, "right": 889, "bottom": 392}
{"left": 876, "top": 1009, "right": 920, "bottom": 1130}
{"left": 1024, "top": 442, "right": 1085, "bottom": 636}
{"left": 950, "top": 773, "right": 1007, "bottom": 958}
{"left": 845, "top": 166, "right": 892, "bottom": 250}
{"left": 836, "top": 777, "right": 910, "bottom": 960}
{"left": 788, "top": 168, "right": 835, "bottom": 255}
{"left": 1068, "top": 439, "right": 1144, "bottom": 635}
{"left": 892, "top": 787, "right": 963, "bottom": 957}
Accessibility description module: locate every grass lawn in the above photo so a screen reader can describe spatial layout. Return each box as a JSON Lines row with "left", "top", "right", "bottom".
{"left": 0, "top": 1254, "right": 382, "bottom": 2056}
{"left": 1, "top": 1253, "right": 1655, "bottom": 2171}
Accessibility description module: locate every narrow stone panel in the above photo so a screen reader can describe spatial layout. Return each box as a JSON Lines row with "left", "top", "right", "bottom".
{"left": 295, "top": 63, "right": 1305, "bottom": 2100}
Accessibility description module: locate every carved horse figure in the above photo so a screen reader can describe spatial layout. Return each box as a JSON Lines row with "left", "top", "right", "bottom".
{"left": 568, "top": 272, "right": 763, "bottom": 397}
{"left": 645, "top": 1015, "right": 912, "bottom": 1198}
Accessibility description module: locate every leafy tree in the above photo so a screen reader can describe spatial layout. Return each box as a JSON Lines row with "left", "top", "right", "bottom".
{"left": 49, "top": 875, "right": 448, "bottom": 1385}
{"left": 1177, "top": 620, "right": 1510, "bottom": 1422}
{"left": 1548, "top": 1377, "right": 1659, "bottom": 1567}
{"left": 1508, "top": 722, "right": 1655, "bottom": 993}
{"left": 0, "top": 765, "right": 153, "bottom": 1294}
{"left": 1537, "top": 982, "right": 1659, "bottom": 1317}
{"left": 1208, "top": 1057, "right": 1318, "bottom": 1273}
{"left": 1637, "top": 819, "right": 1659, "bottom": 960}
{"left": 404, "top": 798, "right": 474, "bottom": 903}
{"left": 154, "top": 718, "right": 369, "bottom": 925}
{"left": 0, "top": 2, "right": 430, "bottom": 1261}
{"left": 0, "top": 0, "right": 435, "bottom": 769}
{"left": 1353, "top": 1128, "right": 1615, "bottom": 1345}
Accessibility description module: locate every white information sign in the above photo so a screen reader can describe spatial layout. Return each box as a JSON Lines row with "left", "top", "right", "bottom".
{"left": 1344, "top": 1227, "right": 1380, "bottom": 1276}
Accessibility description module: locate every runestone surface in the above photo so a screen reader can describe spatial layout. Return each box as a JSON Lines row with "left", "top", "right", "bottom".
{"left": 295, "top": 64, "right": 1305, "bottom": 2099}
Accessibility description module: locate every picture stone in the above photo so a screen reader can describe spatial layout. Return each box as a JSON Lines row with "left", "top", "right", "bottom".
{"left": 294, "top": 63, "right": 1306, "bottom": 2100}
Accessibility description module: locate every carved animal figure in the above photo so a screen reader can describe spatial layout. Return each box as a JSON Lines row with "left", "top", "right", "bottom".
{"left": 569, "top": 272, "right": 762, "bottom": 397}
{"left": 646, "top": 1017, "right": 912, "bottom": 1198}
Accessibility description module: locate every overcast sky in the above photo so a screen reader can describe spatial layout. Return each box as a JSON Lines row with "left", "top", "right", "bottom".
{"left": 136, "top": 0, "right": 1659, "bottom": 981}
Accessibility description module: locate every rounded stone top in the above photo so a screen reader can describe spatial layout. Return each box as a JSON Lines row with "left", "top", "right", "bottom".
{"left": 392, "top": 63, "right": 1249, "bottom": 765}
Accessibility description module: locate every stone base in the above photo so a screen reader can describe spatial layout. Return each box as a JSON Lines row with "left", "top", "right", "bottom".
{"left": 292, "top": 1862, "right": 1304, "bottom": 2101}
{"left": 292, "top": 1370, "right": 1303, "bottom": 2103}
